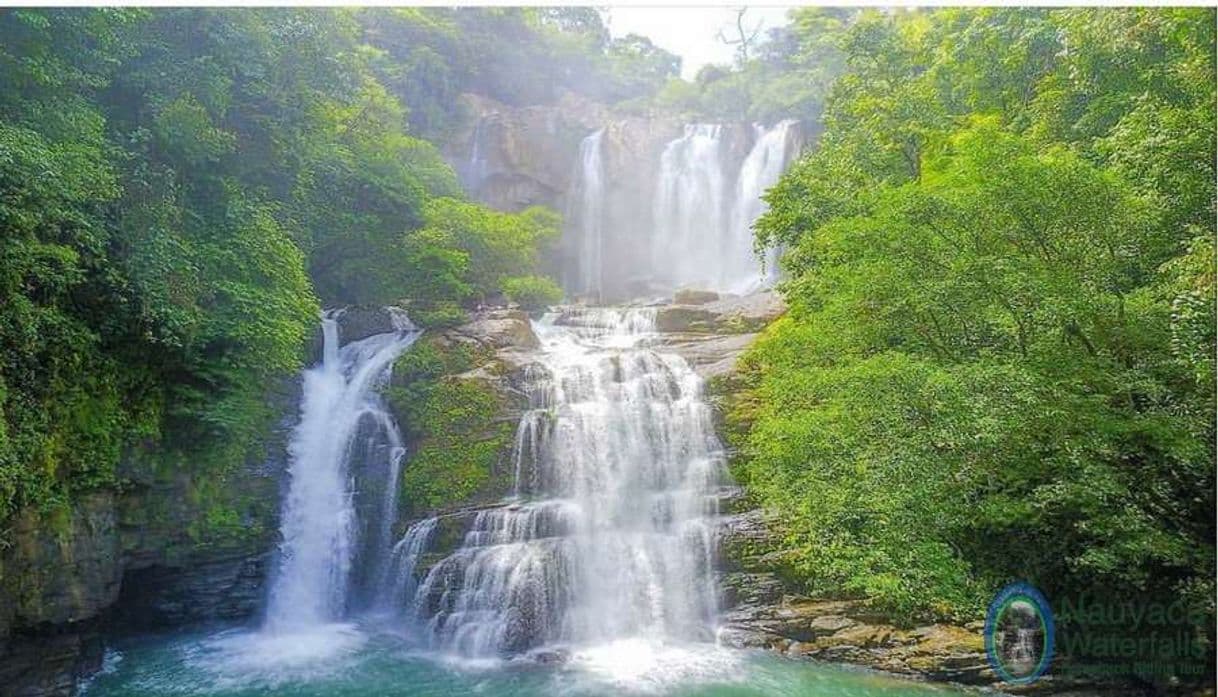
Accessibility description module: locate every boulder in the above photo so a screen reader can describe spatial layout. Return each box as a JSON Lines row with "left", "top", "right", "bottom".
{"left": 333, "top": 305, "right": 412, "bottom": 346}
{"left": 700, "top": 290, "right": 787, "bottom": 333}
{"left": 656, "top": 306, "right": 717, "bottom": 332}
{"left": 673, "top": 289, "right": 720, "bottom": 305}
{"left": 452, "top": 309, "right": 539, "bottom": 350}
{"left": 654, "top": 290, "right": 787, "bottom": 335}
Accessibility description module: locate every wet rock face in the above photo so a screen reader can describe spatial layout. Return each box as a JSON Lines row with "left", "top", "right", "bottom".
{"left": 0, "top": 619, "right": 104, "bottom": 697}
{"left": 2, "top": 493, "right": 122, "bottom": 632}
{"left": 448, "top": 92, "right": 606, "bottom": 212}
{"left": 335, "top": 305, "right": 412, "bottom": 345}
{"left": 111, "top": 553, "right": 271, "bottom": 630}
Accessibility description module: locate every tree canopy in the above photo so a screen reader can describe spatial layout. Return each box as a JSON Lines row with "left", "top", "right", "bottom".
{"left": 0, "top": 8, "right": 564, "bottom": 522}
{"left": 732, "top": 7, "right": 1215, "bottom": 682}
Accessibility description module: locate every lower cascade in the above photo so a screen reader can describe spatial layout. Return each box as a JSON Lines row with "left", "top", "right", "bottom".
{"left": 82, "top": 307, "right": 979, "bottom": 697}
{"left": 265, "top": 308, "right": 420, "bottom": 632}
{"left": 389, "top": 308, "right": 728, "bottom": 657}
{"left": 80, "top": 305, "right": 976, "bottom": 697}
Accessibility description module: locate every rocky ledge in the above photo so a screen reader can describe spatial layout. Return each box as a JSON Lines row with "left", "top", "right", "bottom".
{"left": 715, "top": 509, "right": 1169, "bottom": 696}
{"left": 717, "top": 512, "right": 992, "bottom": 685}
{"left": 383, "top": 307, "right": 545, "bottom": 525}
{"left": 654, "top": 290, "right": 787, "bottom": 379}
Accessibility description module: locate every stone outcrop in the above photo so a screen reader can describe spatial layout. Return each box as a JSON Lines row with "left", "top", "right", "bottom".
{"left": 0, "top": 339, "right": 300, "bottom": 695}
{"left": 455, "top": 311, "right": 540, "bottom": 351}
{"left": 387, "top": 308, "right": 544, "bottom": 525}
{"left": 656, "top": 290, "right": 787, "bottom": 335}
{"left": 335, "top": 305, "right": 413, "bottom": 345}
{"left": 446, "top": 92, "right": 610, "bottom": 212}
{"left": 716, "top": 509, "right": 993, "bottom": 684}
{"left": 656, "top": 290, "right": 787, "bottom": 379}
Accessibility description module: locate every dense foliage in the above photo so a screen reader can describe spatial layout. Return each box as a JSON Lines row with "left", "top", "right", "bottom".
{"left": 651, "top": 8, "right": 852, "bottom": 125}
{"left": 0, "top": 8, "right": 562, "bottom": 524}
{"left": 734, "top": 7, "right": 1215, "bottom": 682}
{"left": 360, "top": 8, "right": 681, "bottom": 139}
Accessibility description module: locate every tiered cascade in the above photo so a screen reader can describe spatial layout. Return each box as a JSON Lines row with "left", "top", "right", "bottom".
{"left": 388, "top": 309, "right": 729, "bottom": 657}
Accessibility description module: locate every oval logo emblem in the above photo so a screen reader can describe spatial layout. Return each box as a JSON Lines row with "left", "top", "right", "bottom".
{"left": 985, "top": 582, "right": 1054, "bottom": 684}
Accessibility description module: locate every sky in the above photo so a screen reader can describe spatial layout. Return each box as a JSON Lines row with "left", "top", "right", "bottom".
{"left": 602, "top": 7, "right": 794, "bottom": 80}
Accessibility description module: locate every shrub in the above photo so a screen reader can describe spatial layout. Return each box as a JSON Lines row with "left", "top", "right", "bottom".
{"left": 502, "top": 275, "right": 563, "bottom": 313}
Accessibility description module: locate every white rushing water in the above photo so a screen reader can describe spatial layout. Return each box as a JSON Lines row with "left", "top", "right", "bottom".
{"left": 569, "top": 129, "right": 606, "bottom": 299}
{"left": 651, "top": 124, "right": 731, "bottom": 293}
{"left": 652, "top": 121, "right": 799, "bottom": 293}
{"left": 463, "top": 118, "right": 489, "bottom": 192}
{"left": 265, "top": 309, "right": 420, "bottom": 633}
{"left": 565, "top": 120, "right": 798, "bottom": 298}
{"left": 728, "top": 120, "right": 799, "bottom": 291}
{"left": 391, "top": 309, "right": 728, "bottom": 658}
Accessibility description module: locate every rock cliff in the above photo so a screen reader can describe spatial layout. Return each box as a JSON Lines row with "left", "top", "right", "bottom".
{"left": 0, "top": 380, "right": 296, "bottom": 695}
{"left": 443, "top": 92, "right": 781, "bottom": 301}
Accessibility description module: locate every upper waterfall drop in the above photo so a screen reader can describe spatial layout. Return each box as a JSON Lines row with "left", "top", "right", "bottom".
{"left": 264, "top": 309, "right": 420, "bottom": 633}
{"left": 727, "top": 120, "right": 800, "bottom": 292}
{"left": 651, "top": 124, "right": 731, "bottom": 292}
{"left": 569, "top": 128, "right": 607, "bottom": 299}
{"left": 648, "top": 120, "right": 799, "bottom": 294}
{"left": 557, "top": 119, "right": 800, "bottom": 299}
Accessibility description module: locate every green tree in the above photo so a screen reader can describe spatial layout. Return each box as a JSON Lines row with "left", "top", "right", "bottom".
{"left": 739, "top": 8, "right": 1215, "bottom": 684}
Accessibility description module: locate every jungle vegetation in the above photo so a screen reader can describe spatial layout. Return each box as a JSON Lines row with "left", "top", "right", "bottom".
{"left": 0, "top": 8, "right": 604, "bottom": 524}
{"left": 0, "top": 8, "right": 1213, "bottom": 685}
{"left": 733, "top": 7, "right": 1216, "bottom": 682}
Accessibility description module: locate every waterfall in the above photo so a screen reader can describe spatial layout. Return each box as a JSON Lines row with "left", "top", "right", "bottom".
{"left": 651, "top": 124, "right": 730, "bottom": 291}
{"left": 462, "top": 118, "right": 488, "bottom": 192}
{"left": 568, "top": 129, "right": 606, "bottom": 299}
{"left": 382, "top": 517, "right": 438, "bottom": 611}
{"left": 727, "top": 120, "right": 799, "bottom": 292}
{"left": 264, "top": 310, "right": 420, "bottom": 632}
{"left": 391, "top": 309, "right": 727, "bottom": 657}
{"left": 648, "top": 121, "right": 799, "bottom": 294}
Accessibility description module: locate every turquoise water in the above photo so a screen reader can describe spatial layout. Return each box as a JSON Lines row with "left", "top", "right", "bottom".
{"left": 83, "top": 624, "right": 973, "bottom": 697}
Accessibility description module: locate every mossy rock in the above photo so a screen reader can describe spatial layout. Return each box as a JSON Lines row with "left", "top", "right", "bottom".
{"left": 388, "top": 347, "right": 519, "bottom": 518}
{"left": 656, "top": 306, "right": 717, "bottom": 332}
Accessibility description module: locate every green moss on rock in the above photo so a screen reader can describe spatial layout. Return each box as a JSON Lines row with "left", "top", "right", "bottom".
{"left": 387, "top": 336, "right": 517, "bottom": 516}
